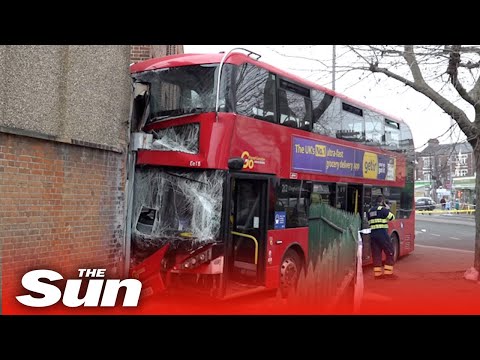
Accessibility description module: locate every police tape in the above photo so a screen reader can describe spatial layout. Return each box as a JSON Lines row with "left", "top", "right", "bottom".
{"left": 415, "top": 209, "right": 475, "bottom": 214}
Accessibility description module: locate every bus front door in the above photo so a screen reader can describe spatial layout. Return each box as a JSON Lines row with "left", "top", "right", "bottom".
{"left": 227, "top": 176, "right": 268, "bottom": 290}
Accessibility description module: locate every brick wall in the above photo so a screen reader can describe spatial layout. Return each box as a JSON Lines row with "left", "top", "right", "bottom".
{"left": 130, "top": 45, "right": 152, "bottom": 63}
{"left": 0, "top": 133, "right": 126, "bottom": 303}
{"left": 130, "top": 45, "right": 185, "bottom": 63}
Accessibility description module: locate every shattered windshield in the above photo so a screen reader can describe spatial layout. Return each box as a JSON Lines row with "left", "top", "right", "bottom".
{"left": 132, "top": 168, "right": 226, "bottom": 255}
{"left": 151, "top": 122, "right": 199, "bottom": 154}
{"left": 133, "top": 64, "right": 218, "bottom": 124}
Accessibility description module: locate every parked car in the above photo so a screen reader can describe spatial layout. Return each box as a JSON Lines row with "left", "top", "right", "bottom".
{"left": 415, "top": 197, "right": 436, "bottom": 211}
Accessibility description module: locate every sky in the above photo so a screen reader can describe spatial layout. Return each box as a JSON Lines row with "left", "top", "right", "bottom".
{"left": 184, "top": 45, "right": 471, "bottom": 151}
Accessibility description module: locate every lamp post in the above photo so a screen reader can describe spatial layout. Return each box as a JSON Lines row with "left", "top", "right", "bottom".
{"left": 430, "top": 154, "right": 435, "bottom": 200}
{"left": 448, "top": 155, "right": 454, "bottom": 199}
{"left": 432, "top": 153, "right": 441, "bottom": 202}
{"left": 332, "top": 45, "right": 336, "bottom": 91}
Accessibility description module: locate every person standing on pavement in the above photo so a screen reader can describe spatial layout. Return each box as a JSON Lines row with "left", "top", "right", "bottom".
{"left": 367, "top": 195, "right": 397, "bottom": 280}
{"left": 440, "top": 196, "right": 446, "bottom": 210}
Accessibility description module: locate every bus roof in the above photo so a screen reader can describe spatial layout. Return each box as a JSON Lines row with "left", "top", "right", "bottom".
{"left": 130, "top": 52, "right": 407, "bottom": 125}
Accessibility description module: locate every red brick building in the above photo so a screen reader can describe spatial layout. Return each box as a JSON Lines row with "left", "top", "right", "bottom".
{"left": 1, "top": 45, "right": 185, "bottom": 310}
{"left": 130, "top": 45, "right": 184, "bottom": 63}
{"left": 1, "top": 134, "right": 126, "bottom": 283}
{"left": 415, "top": 138, "right": 474, "bottom": 186}
{"left": 0, "top": 46, "right": 131, "bottom": 310}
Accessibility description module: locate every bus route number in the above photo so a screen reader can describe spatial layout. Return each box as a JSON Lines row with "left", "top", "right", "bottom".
{"left": 190, "top": 161, "right": 201, "bottom": 167}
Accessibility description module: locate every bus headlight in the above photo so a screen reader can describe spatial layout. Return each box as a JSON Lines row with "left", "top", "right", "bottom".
{"left": 180, "top": 247, "right": 213, "bottom": 270}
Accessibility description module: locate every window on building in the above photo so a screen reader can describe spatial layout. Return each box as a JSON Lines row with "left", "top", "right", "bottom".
{"left": 458, "top": 154, "right": 467, "bottom": 165}
{"left": 423, "top": 171, "right": 431, "bottom": 181}
{"left": 460, "top": 169, "right": 468, "bottom": 176}
{"left": 422, "top": 157, "right": 431, "bottom": 168}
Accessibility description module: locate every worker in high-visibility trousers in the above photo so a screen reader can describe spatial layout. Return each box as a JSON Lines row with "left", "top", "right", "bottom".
{"left": 367, "top": 195, "right": 398, "bottom": 280}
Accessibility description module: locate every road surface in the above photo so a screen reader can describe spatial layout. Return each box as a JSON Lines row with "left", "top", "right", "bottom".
{"left": 415, "top": 213, "right": 475, "bottom": 252}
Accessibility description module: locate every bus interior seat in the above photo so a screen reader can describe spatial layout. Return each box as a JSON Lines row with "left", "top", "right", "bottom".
{"left": 283, "top": 120, "right": 298, "bottom": 128}
{"left": 253, "top": 114, "right": 266, "bottom": 121}
{"left": 300, "top": 123, "right": 311, "bottom": 131}
{"left": 264, "top": 114, "right": 275, "bottom": 122}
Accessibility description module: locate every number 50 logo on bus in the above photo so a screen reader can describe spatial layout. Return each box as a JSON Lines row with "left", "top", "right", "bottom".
{"left": 241, "top": 151, "right": 266, "bottom": 170}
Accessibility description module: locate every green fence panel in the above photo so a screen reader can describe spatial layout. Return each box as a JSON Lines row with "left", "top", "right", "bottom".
{"left": 289, "top": 203, "right": 360, "bottom": 312}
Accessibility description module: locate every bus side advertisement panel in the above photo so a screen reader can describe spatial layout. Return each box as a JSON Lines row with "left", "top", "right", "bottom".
{"left": 291, "top": 136, "right": 399, "bottom": 183}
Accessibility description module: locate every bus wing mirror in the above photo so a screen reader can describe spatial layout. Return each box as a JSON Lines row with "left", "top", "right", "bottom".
{"left": 228, "top": 157, "right": 244, "bottom": 171}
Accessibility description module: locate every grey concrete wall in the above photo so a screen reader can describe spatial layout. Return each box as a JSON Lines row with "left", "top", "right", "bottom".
{"left": 0, "top": 45, "right": 131, "bottom": 150}
{"left": 0, "top": 46, "right": 6, "bottom": 130}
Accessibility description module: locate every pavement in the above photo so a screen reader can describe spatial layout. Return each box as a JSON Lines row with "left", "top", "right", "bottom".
{"left": 359, "top": 244, "right": 480, "bottom": 315}
{"left": 133, "top": 240, "right": 480, "bottom": 315}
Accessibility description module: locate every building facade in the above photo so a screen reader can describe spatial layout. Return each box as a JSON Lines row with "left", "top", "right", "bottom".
{"left": 1, "top": 45, "right": 186, "bottom": 312}
{"left": 130, "top": 45, "right": 184, "bottom": 63}
{"left": 415, "top": 138, "right": 475, "bottom": 202}
{"left": 0, "top": 46, "right": 132, "bottom": 309}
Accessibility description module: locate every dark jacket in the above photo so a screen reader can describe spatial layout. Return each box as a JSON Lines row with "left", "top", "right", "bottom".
{"left": 367, "top": 205, "right": 395, "bottom": 230}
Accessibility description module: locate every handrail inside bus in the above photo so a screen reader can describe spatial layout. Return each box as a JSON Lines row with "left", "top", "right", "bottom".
{"left": 215, "top": 48, "right": 262, "bottom": 122}
{"left": 231, "top": 231, "right": 259, "bottom": 265}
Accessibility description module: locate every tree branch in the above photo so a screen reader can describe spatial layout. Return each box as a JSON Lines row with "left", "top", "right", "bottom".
{"left": 459, "top": 61, "right": 480, "bottom": 69}
{"left": 446, "top": 45, "right": 475, "bottom": 106}
{"left": 470, "top": 78, "right": 480, "bottom": 106}
{"left": 460, "top": 46, "right": 480, "bottom": 55}
{"left": 368, "top": 63, "right": 416, "bottom": 88}
{"left": 267, "top": 47, "right": 329, "bottom": 68}
{"left": 403, "top": 45, "right": 427, "bottom": 85}
{"left": 348, "top": 46, "right": 374, "bottom": 66}
{"left": 364, "top": 47, "right": 477, "bottom": 142}
{"left": 364, "top": 45, "right": 404, "bottom": 56}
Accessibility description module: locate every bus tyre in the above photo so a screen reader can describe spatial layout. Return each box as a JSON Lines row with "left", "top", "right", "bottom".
{"left": 279, "top": 249, "right": 301, "bottom": 299}
{"left": 391, "top": 233, "right": 400, "bottom": 263}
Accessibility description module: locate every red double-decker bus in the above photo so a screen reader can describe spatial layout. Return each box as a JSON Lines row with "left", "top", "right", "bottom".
{"left": 127, "top": 48, "right": 415, "bottom": 300}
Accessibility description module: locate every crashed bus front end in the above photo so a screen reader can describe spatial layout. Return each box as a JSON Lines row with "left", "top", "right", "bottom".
{"left": 130, "top": 167, "right": 228, "bottom": 297}
{"left": 126, "top": 56, "right": 235, "bottom": 299}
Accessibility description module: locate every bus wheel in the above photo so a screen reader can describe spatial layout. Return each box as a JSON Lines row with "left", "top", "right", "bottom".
{"left": 279, "top": 249, "right": 301, "bottom": 298}
{"left": 391, "top": 233, "right": 400, "bottom": 263}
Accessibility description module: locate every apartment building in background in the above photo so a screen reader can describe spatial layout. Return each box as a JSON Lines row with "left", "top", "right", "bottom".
{"left": 415, "top": 138, "right": 476, "bottom": 203}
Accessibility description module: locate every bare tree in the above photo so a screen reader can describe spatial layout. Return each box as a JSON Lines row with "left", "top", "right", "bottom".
{"left": 335, "top": 45, "right": 480, "bottom": 273}
{"left": 272, "top": 45, "right": 480, "bottom": 273}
